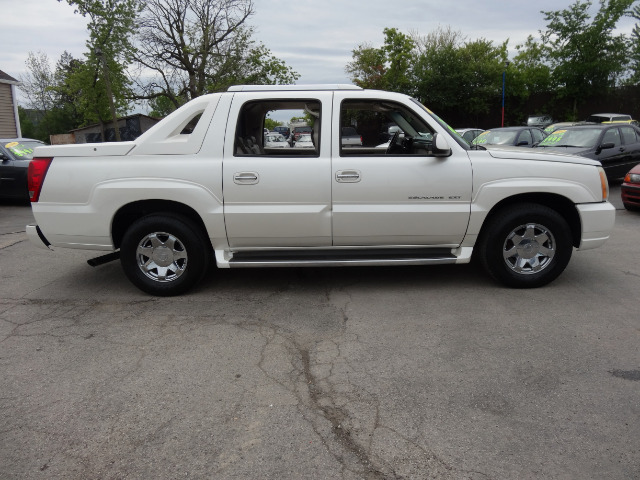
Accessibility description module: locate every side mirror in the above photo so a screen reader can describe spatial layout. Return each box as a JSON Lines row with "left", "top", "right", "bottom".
{"left": 596, "top": 142, "right": 615, "bottom": 154}
{"left": 432, "top": 133, "right": 452, "bottom": 157}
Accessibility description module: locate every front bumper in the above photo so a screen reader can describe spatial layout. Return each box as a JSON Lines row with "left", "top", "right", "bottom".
{"left": 621, "top": 183, "right": 640, "bottom": 208}
{"left": 576, "top": 202, "right": 616, "bottom": 250}
{"left": 26, "top": 224, "right": 51, "bottom": 250}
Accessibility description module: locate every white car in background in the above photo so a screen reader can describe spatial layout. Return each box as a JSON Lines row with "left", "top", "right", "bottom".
{"left": 264, "top": 133, "right": 290, "bottom": 148}
{"left": 293, "top": 134, "right": 314, "bottom": 148}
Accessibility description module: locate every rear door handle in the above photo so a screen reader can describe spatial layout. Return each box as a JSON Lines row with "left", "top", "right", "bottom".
{"left": 335, "top": 170, "right": 361, "bottom": 183}
{"left": 233, "top": 172, "right": 259, "bottom": 185}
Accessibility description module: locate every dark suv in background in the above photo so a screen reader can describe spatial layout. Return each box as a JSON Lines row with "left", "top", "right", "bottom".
{"left": 273, "top": 126, "right": 290, "bottom": 138}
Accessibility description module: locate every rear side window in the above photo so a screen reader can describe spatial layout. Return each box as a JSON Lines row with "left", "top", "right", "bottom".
{"left": 532, "top": 128, "right": 545, "bottom": 143}
{"left": 621, "top": 126, "right": 639, "bottom": 144}
{"left": 518, "top": 129, "right": 533, "bottom": 146}
{"left": 234, "top": 100, "right": 321, "bottom": 156}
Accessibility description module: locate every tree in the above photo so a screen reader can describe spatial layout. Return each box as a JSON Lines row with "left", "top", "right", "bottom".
{"left": 18, "top": 51, "right": 86, "bottom": 141}
{"left": 19, "top": 51, "right": 57, "bottom": 114}
{"left": 345, "top": 28, "right": 416, "bottom": 94}
{"left": 61, "top": 0, "right": 139, "bottom": 139}
{"left": 345, "top": 43, "right": 388, "bottom": 90}
{"left": 132, "top": 0, "right": 298, "bottom": 108}
{"left": 541, "top": 0, "right": 634, "bottom": 118}
{"left": 412, "top": 27, "right": 508, "bottom": 122}
{"left": 627, "top": 2, "right": 640, "bottom": 84}
{"left": 511, "top": 35, "right": 552, "bottom": 97}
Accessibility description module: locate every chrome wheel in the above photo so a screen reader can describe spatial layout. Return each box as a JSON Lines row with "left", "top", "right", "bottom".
{"left": 503, "top": 223, "right": 555, "bottom": 275}
{"left": 136, "top": 232, "right": 187, "bottom": 282}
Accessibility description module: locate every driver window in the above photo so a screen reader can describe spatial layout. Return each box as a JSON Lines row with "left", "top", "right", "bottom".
{"left": 340, "top": 100, "right": 434, "bottom": 156}
{"left": 603, "top": 128, "right": 621, "bottom": 147}
{"left": 518, "top": 129, "right": 533, "bottom": 146}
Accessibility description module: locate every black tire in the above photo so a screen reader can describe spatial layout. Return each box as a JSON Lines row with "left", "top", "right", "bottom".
{"left": 120, "top": 214, "right": 211, "bottom": 296}
{"left": 477, "top": 203, "right": 573, "bottom": 288}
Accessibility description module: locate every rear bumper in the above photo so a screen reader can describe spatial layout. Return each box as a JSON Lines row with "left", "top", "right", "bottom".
{"left": 26, "top": 224, "right": 51, "bottom": 250}
{"left": 576, "top": 202, "right": 616, "bottom": 250}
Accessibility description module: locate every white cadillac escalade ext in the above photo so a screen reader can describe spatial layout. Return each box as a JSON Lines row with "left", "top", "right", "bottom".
{"left": 27, "top": 85, "right": 615, "bottom": 295}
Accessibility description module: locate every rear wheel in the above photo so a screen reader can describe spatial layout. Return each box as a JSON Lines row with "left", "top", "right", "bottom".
{"left": 120, "top": 214, "right": 211, "bottom": 296}
{"left": 478, "top": 204, "right": 573, "bottom": 288}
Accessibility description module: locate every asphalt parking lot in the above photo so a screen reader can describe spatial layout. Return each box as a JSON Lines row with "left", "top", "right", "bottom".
{"left": 1, "top": 184, "right": 638, "bottom": 479}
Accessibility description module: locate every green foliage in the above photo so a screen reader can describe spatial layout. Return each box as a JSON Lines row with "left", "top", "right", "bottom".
{"left": 345, "top": 44, "right": 388, "bottom": 90}
{"left": 148, "top": 95, "right": 179, "bottom": 118}
{"left": 263, "top": 118, "right": 281, "bottom": 131}
{"left": 345, "top": 28, "right": 416, "bottom": 95}
{"left": 511, "top": 35, "right": 552, "bottom": 96}
{"left": 60, "top": 0, "right": 139, "bottom": 133}
{"left": 346, "top": 1, "right": 637, "bottom": 125}
{"left": 541, "top": 0, "right": 634, "bottom": 115}
{"left": 204, "top": 29, "right": 300, "bottom": 93}
{"left": 627, "top": 3, "right": 640, "bottom": 84}
{"left": 19, "top": 51, "right": 89, "bottom": 139}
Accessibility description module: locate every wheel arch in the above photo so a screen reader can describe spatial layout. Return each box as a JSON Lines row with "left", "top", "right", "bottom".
{"left": 111, "top": 199, "right": 211, "bottom": 250}
{"left": 478, "top": 193, "right": 581, "bottom": 248}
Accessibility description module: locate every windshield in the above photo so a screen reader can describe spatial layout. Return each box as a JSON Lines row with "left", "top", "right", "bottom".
{"left": 472, "top": 130, "right": 518, "bottom": 145}
{"left": 297, "top": 134, "right": 312, "bottom": 142}
{"left": 538, "top": 128, "right": 601, "bottom": 148}
{"left": 3, "top": 141, "right": 43, "bottom": 160}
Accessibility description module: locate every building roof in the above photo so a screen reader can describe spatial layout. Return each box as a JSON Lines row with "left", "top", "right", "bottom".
{"left": 0, "top": 70, "right": 20, "bottom": 85}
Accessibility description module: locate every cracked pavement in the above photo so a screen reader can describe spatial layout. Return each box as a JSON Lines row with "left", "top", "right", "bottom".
{"left": 1, "top": 194, "right": 639, "bottom": 479}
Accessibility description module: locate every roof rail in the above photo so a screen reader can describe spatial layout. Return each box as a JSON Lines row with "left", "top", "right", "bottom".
{"left": 228, "top": 84, "right": 362, "bottom": 92}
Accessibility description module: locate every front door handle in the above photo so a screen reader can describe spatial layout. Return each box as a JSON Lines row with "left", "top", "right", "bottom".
{"left": 233, "top": 172, "right": 259, "bottom": 185}
{"left": 335, "top": 170, "right": 361, "bottom": 183}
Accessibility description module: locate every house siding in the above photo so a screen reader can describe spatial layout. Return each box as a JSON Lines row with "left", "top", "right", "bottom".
{"left": 0, "top": 83, "right": 18, "bottom": 137}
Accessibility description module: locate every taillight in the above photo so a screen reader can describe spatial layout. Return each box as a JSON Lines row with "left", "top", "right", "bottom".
{"left": 28, "top": 157, "right": 53, "bottom": 202}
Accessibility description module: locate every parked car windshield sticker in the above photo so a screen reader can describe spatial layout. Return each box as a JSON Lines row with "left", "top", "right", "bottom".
{"left": 538, "top": 130, "right": 567, "bottom": 146}
{"left": 472, "top": 131, "right": 490, "bottom": 144}
{"left": 7, "top": 144, "right": 35, "bottom": 158}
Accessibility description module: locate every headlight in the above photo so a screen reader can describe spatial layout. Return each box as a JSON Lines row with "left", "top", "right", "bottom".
{"left": 625, "top": 173, "right": 640, "bottom": 184}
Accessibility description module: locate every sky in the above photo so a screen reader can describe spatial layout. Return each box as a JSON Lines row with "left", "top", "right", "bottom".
{"left": 1, "top": 0, "right": 638, "bottom": 107}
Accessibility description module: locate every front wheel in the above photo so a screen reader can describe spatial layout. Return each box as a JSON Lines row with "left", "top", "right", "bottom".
{"left": 120, "top": 214, "right": 211, "bottom": 296}
{"left": 477, "top": 204, "right": 573, "bottom": 288}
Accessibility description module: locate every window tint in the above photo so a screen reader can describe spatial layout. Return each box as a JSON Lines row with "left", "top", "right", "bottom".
{"left": 602, "top": 128, "right": 621, "bottom": 147}
{"left": 620, "top": 126, "right": 639, "bottom": 145}
{"left": 234, "top": 100, "right": 321, "bottom": 156}
{"left": 518, "top": 129, "right": 533, "bottom": 146}
{"left": 180, "top": 113, "right": 202, "bottom": 134}
{"left": 532, "top": 128, "right": 545, "bottom": 143}
{"left": 340, "top": 100, "right": 435, "bottom": 156}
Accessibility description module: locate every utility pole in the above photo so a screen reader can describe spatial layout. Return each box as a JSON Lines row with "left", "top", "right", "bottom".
{"left": 96, "top": 47, "right": 121, "bottom": 141}
{"left": 501, "top": 61, "right": 510, "bottom": 128}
